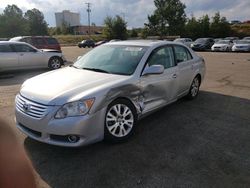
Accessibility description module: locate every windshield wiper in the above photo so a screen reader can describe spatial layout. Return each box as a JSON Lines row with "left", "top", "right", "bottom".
{"left": 82, "top": 67, "right": 110, "bottom": 73}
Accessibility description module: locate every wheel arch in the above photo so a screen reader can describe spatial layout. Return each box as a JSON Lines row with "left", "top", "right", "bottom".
{"left": 108, "top": 97, "right": 138, "bottom": 118}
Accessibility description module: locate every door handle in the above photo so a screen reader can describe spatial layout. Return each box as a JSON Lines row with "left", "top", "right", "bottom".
{"left": 20, "top": 54, "right": 24, "bottom": 56}
{"left": 172, "top": 74, "right": 177, "bottom": 78}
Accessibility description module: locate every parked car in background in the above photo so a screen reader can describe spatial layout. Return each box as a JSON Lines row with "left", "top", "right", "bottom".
{"left": 95, "top": 40, "right": 109, "bottom": 47}
{"left": 224, "top": 37, "right": 239, "bottom": 42}
{"left": 15, "top": 40, "right": 205, "bottom": 147}
{"left": 191, "top": 38, "right": 214, "bottom": 51}
{"left": 214, "top": 38, "right": 223, "bottom": 43}
{"left": 211, "top": 40, "right": 234, "bottom": 51}
{"left": 243, "top": 37, "right": 250, "bottom": 40}
{"left": 232, "top": 40, "right": 250, "bottom": 52}
{"left": 174, "top": 38, "right": 193, "bottom": 47}
{"left": 0, "top": 41, "right": 66, "bottom": 72}
{"left": 78, "top": 39, "right": 95, "bottom": 48}
{"left": 9, "top": 36, "right": 61, "bottom": 52}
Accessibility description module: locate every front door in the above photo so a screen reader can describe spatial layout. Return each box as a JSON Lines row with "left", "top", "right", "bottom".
{"left": 140, "top": 46, "right": 179, "bottom": 113}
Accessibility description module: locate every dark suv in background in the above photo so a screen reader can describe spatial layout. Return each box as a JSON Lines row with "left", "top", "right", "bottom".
{"left": 9, "top": 36, "right": 61, "bottom": 52}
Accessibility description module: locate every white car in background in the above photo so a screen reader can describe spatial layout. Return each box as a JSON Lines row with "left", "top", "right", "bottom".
{"left": 174, "top": 38, "right": 193, "bottom": 47}
{"left": 232, "top": 40, "right": 250, "bottom": 52}
{"left": 243, "top": 37, "right": 250, "bottom": 40}
{"left": 0, "top": 41, "right": 67, "bottom": 72}
{"left": 211, "top": 40, "right": 234, "bottom": 52}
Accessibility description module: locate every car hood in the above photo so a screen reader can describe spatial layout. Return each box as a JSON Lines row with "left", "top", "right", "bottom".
{"left": 20, "top": 67, "right": 129, "bottom": 105}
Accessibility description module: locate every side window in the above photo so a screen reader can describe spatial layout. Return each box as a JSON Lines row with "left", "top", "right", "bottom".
{"left": 13, "top": 44, "right": 36, "bottom": 52}
{"left": 147, "top": 46, "right": 175, "bottom": 69}
{"left": 174, "top": 45, "right": 192, "bottom": 63}
{"left": 0, "top": 45, "right": 13, "bottom": 52}
{"left": 47, "top": 38, "right": 58, "bottom": 45}
{"left": 34, "top": 38, "right": 46, "bottom": 45}
{"left": 23, "top": 38, "right": 33, "bottom": 45}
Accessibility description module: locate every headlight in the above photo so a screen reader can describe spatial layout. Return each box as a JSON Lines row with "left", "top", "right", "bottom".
{"left": 55, "top": 99, "right": 94, "bottom": 119}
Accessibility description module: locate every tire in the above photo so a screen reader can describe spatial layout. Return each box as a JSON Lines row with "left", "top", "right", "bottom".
{"left": 48, "top": 57, "right": 62, "bottom": 70}
{"left": 186, "top": 76, "right": 200, "bottom": 100}
{"left": 104, "top": 99, "right": 137, "bottom": 142}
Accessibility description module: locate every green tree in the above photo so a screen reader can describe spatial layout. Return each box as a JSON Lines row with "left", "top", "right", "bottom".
{"left": 145, "top": 0, "right": 186, "bottom": 37}
{"left": 130, "top": 28, "right": 138, "bottom": 38}
{"left": 210, "top": 12, "right": 231, "bottom": 38}
{"left": 185, "top": 16, "right": 200, "bottom": 39}
{"left": 0, "top": 4, "right": 28, "bottom": 37}
{"left": 198, "top": 14, "right": 210, "bottom": 37}
{"left": 24, "top": 8, "right": 48, "bottom": 35}
{"left": 103, "top": 15, "right": 127, "bottom": 40}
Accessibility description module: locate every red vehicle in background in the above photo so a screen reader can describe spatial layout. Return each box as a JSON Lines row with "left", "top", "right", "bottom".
{"left": 9, "top": 36, "right": 61, "bottom": 52}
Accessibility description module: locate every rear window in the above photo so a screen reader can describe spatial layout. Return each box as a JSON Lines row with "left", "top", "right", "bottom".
{"left": 0, "top": 44, "right": 13, "bottom": 52}
{"left": 47, "top": 38, "right": 58, "bottom": 45}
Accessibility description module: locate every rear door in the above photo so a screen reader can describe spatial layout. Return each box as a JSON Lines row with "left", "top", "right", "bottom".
{"left": 140, "top": 46, "right": 179, "bottom": 113}
{"left": 173, "top": 45, "right": 194, "bottom": 96}
{"left": 0, "top": 44, "right": 19, "bottom": 70}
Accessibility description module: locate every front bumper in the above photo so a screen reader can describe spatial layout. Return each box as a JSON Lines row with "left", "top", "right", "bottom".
{"left": 15, "top": 103, "right": 106, "bottom": 147}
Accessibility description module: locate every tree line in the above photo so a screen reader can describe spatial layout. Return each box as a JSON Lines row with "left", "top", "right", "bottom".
{"left": 0, "top": 2, "right": 247, "bottom": 40}
{"left": 0, "top": 4, "right": 48, "bottom": 38}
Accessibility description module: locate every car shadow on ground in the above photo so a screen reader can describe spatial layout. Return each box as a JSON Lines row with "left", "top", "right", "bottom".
{"left": 24, "top": 91, "right": 250, "bottom": 188}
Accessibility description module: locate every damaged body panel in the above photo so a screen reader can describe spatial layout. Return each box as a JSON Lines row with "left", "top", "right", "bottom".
{"left": 15, "top": 40, "right": 206, "bottom": 147}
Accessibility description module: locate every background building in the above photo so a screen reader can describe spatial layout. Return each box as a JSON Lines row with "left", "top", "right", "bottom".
{"left": 55, "top": 10, "right": 80, "bottom": 27}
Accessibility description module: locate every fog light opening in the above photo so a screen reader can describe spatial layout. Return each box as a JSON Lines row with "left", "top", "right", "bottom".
{"left": 68, "top": 135, "right": 79, "bottom": 143}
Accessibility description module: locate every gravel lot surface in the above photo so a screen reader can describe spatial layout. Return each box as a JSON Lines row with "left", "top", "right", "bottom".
{"left": 0, "top": 47, "right": 250, "bottom": 188}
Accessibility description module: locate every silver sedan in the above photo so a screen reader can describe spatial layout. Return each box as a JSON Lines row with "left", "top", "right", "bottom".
{"left": 0, "top": 41, "right": 66, "bottom": 72}
{"left": 15, "top": 40, "right": 205, "bottom": 147}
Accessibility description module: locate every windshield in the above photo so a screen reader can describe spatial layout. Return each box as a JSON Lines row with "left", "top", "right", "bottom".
{"left": 195, "top": 38, "right": 206, "bottom": 43}
{"left": 216, "top": 40, "right": 230, "bottom": 44}
{"left": 74, "top": 45, "right": 148, "bottom": 75}
{"left": 235, "top": 40, "right": 250, "bottom": 44}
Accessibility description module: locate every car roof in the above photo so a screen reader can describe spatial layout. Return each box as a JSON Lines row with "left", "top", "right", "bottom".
{"left": 104, "top": 40, "right": 174, "bottom": 47}
{"left": 0, "top": 41, "right": 32, "bottom": 45}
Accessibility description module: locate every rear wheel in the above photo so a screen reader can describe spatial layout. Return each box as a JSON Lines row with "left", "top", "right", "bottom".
{"left": 104, "top": 99, "right": 137, "bottom": 142}
{"left": 186, "top": 76, "right": 200, "bottom": 99}
{"left": 48, "top": 57, "right": 62, "bottom": 70}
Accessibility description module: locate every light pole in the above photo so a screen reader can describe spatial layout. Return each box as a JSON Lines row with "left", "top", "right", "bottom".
{"left": 85, "top": 2, "right": 91, "bottom": 36}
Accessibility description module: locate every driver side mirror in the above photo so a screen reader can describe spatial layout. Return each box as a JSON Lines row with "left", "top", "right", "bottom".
{"left": 142, "top": 65, "right": 164, "bottom": 76}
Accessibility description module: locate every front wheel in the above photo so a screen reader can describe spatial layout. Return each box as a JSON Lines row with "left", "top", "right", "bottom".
{"left": 104, "top": 99, "right": 137, "bottom": 142}
{"left": 48, "top": 57, "right": 62, "bottom": 70}
{"left": 186, "top": 76, "right": 200, "bottom": 99}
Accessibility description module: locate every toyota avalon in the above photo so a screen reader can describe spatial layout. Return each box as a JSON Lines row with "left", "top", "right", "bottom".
{"left": 15, "top": 40, "right": 205, "bottom": 147}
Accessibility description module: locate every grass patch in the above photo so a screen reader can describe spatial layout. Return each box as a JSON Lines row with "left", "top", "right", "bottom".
{"left": 54, "top": 35, "right": 106, "bottom": 46}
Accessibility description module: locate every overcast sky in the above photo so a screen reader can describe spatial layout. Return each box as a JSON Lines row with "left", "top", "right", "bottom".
{"left": 0, "top": 0, "right": 249, "bottom": 28}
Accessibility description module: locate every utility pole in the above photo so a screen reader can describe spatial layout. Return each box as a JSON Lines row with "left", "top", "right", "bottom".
{"left": 85, "top": 2, "right": 91, "bottom": 36}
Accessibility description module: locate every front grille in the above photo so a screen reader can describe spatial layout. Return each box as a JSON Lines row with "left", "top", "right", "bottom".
{"left": 16, "top": 94, "right": 48, "bottom": 119}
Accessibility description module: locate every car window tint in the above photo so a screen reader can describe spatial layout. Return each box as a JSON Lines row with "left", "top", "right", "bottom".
{"left": 147, "top": 46, "right": 175, "bottom": 69}
{"left": 34, "top": 38, "right": 46, "bottom": 45}
{"left": 47, "top": 38, "right": 58, "bottom": 45}
{"left": 174, "top": 45, "right": 192, "bottom": 63}
{"left": 23, "top": 38, "right": 33, "bottom": 45}
{"left": 0, "top": 44, "right": 13, "bottom": 52}
{"left": 13, "top": 44, "right": 35, "bottom": 52}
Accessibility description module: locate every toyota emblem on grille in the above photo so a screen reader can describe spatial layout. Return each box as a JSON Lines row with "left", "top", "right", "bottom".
{"left": 23, "top": 102, "right": 30, "bottom": 112}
